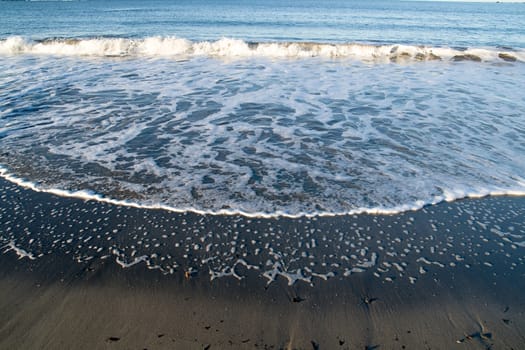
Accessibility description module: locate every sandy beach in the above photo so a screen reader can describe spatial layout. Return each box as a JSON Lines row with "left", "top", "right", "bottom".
{"left": 1, "top": 177, "right": 524, "bottom": 349}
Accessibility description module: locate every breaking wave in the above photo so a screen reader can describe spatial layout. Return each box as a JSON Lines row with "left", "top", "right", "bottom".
{"left": 1, "top": 36, "right": 523, "bottom": 62}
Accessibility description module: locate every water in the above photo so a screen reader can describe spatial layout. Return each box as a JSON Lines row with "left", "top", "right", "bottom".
{"left": 1, "top": 0, "right": 524, "bottom": 47}
{"left": 1, "top": 0, "right": 525, "bottom": 217}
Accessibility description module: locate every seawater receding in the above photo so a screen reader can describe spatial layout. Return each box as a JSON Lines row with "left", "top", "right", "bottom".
{"left": 2, "top": 54, "right": 524, "bottom": 216}
{"left": 1, "top": 176, "right": 524, "bottom": 287}
{"left": 1, "top": 36, "right": 524, "bottom": 63}
{"left": 2, "top": 166, "right": 525, "bottom": 219}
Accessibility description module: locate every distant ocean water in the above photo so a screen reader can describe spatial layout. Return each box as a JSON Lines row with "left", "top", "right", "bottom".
{"left": 1, "top": 0, "right": 525, "bottom": 217}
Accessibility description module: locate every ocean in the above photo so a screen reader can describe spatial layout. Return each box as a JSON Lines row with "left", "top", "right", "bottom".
{"left": 1, "top": 0, "right": 525, "bottom": 218}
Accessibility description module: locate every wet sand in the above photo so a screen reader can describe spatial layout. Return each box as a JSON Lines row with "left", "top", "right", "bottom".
{"left": 1, "top": 177, "right": 524, "bottom": 349}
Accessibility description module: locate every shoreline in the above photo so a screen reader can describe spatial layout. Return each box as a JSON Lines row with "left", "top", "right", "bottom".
{"left": 1, "top": 177, "right": 524, "bottom": 349}
{"left": 4, "top": 165, "right": 525, "bottom": 220}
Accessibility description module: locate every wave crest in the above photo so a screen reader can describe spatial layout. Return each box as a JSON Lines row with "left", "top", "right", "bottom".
{"left": 1, "top": 36, "right": 523, "bottom": 62}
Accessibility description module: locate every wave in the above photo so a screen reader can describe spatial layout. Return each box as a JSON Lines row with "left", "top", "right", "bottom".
{"left": 2, "top": 165, "right": 524, "bottom": 219}
{"left": 0, "top": 36, "right": 523, "bottom": 62}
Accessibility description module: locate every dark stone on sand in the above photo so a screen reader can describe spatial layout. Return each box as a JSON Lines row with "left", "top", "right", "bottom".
{"left": 498, "top": 53, "right": 517, "bottom": 62}
{"left": 106, "top": 337, "right": 120, "bottom": 342}
{"left": 457, "top": 331, "right": 493, "bottom": 344}
{"left": 362, "top": 296, "right": 378, "bottom": 305}
{"left": 311, "top": 340, "right": 320, "bottom": 350}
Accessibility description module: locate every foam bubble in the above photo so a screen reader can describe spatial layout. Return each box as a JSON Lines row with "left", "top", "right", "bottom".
{"left": 3, "top": 241, "right": 36, "bottom": 260}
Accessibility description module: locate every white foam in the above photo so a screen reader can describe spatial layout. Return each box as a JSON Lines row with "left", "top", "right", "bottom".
{"left": 3, "top": 241, "right": 36, "bottom": 260}
{"left": 392, "top": 262, "right": 404, "bottom": 272}
{"left": 208, "top": 258, "right": 259, "bottom": 281}
{"left": 1, "top": 36, "right": 524, "bottom": 62}
{"left": 416, "top": 257, "right": 445, "bottom": 268}
{"left": 115, "top": 254, "right": 148, "bottom": 268}
{"left": 1, "top": 48, "right": 525, "bottom": 217}
{"left": 356, "top": 252, "right": 378, "bottom": 268}
{"left": 262, "top": 261, "right": 312, "bottom": 286}
{"left": 2, "top": 165, "right": 524, "bottom": 219}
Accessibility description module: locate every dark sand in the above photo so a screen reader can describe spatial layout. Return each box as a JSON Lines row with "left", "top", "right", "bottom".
{"left": 1, "top": 177, "right": 524, "bottom": 349}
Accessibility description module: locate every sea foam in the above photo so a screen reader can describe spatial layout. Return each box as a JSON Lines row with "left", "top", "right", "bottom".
{"left": 0, "top": 36, "right": 523, "bottom": 62}
{"left": 1, "top": 165, "right": 524, "bottom": 219}
{"left": 1, "top": 40, "right": 525, "bottom": 217}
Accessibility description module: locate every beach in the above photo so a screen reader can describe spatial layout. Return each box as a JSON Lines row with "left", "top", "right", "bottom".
{"left": 1, "top": 0, "right": 525, "bottom": 348}
{"left": 1, "top": 177, "right": 524, "bottom": 349}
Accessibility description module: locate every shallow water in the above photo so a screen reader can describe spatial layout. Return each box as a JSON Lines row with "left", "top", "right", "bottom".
{"left": 1, "top": 55, "right": 525, "bottom": 216}
{"left": 1, "top": 0, "right": 525, "bottom": 217}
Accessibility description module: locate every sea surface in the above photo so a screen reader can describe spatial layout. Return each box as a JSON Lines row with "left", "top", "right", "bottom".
{"left": 1, "top": 0, "right": 525, "bottom": 217}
